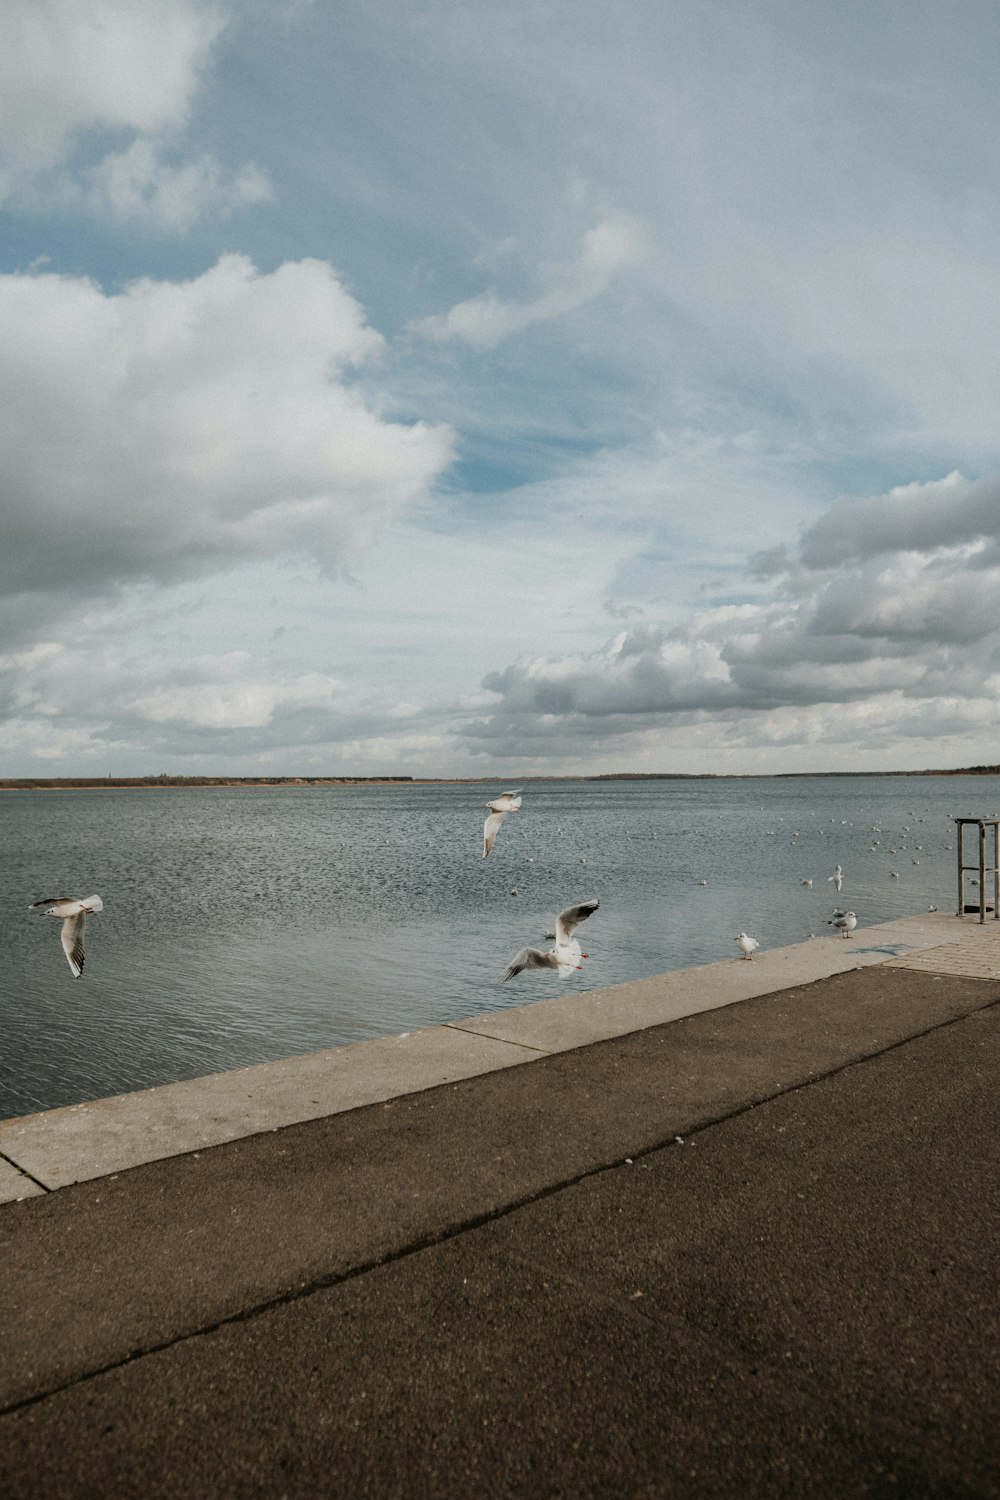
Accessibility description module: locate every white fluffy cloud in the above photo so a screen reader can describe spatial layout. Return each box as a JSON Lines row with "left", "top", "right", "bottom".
{"left": 0, "top": 255, "right": 453, "bottom": 608}
{"left": 0, "top": 0, "right": 269, "bottom": 229}
{"left": 4, "top": 468, "right": 1000, "bottom": 775}
{"left": 412, "top": 216, "right": 651, "bottom": 349}
{"left": 127, "top": 658, "right": 343, "bottom": 732}
{"left": 0, "top": 639, "right": 412, "bottom": 764}
{"left": 465, "top": 473, "right": 1000, "bottom": 766}
{"left": 80, "top": 139, "right": 273, "bottom": 231}
{"left": 0, "top": 0, "right": 221, "bottom": 170}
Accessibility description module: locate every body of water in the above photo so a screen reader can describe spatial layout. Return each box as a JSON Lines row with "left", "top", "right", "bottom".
{"left": 2, "top": 775, "right": 996, "bottom": 1119}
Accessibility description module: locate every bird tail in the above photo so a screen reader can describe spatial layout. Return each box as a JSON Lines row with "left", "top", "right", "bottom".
{"left": 80, "top": 895, "right": 103, "bottom": 913}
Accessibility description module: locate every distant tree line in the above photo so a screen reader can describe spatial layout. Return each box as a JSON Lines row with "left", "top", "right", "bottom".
{"left": 0, "top": 775, "right": 416, "bottom": 789}
{"left": 593, "top": 767, "right": 1000, "bottom": 780}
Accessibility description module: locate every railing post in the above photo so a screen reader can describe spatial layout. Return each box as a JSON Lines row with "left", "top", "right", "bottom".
{"left": 954, "top": 816, "right": 1000, "bottom": 920}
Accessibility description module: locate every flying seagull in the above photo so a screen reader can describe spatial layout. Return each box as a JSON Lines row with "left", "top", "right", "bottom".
{"left": 503, "top": 898, "right": 599, "bottom": 980}
{"left": 828, "top": 909, "right": 857, "bottom": 938}
{"left": 483, "top": 789, "right": 522, "bottom": 858}
{"left": 28, "top": 894, "right": 104, "bottom": 977}
{"left": 735, "top": 931, "right": 760, "bottom": 960}
{"left": 829, "top": 864, "right": 844, "bottom": 893}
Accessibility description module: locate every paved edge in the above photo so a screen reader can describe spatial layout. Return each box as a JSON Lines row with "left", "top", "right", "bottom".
{"left": 1, "top": 911, "right": 995, "bottom": 1198}
{"left": 0, "top": 964, "right": 997, "bottom": 1421}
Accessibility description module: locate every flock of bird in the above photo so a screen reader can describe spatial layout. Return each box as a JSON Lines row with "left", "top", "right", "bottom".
{"left": 27, "top": 787, "right": 599, "bottom": 984}
{"left": 482, "top": 787, "right": 600, "bottom": 982}
{"left": 735, "top": 889, "right": 856, "bottom": 960}
{"left": 35, "top": 789, "right": 934, "bottom": 981}
{"left": 483, "top": 787, "right": 864, "bottom": 980}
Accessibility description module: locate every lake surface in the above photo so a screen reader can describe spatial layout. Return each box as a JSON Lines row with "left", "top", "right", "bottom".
{"left": 2, "top": 776, "right": 996, "bottom": 1119}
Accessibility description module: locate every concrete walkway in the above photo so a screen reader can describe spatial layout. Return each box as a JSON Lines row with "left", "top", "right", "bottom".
{"left": 1, "top": 916, "right": 999, "bottom": 1497}
{"left": 0, "top": 911, "right": 988, "bottom": 1197}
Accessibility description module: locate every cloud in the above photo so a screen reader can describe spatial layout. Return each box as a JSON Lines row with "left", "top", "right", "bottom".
{"left": 0, "top": 255, "right": 453, "bottom": 611}
{"left": 412, "top": 215, "right": 651, "bottom": 349}
{"left": 0, "top": 0, "right": 222, "bottom": 173}
{"left": 127, "top": 657, "right": 343, "bottom": 731}
{"left": 799, "top": 471, "right": 1000, "bottom": 568}
{"left": 604, "top": 600, "right": 645, "bottom": 620}
{"left": 464, "top": 473, "right": 1000, "bottom": 764}
{"left": 80, "top": 139, "right": 272, "bottom": 231}
{"left": 0, "top": 0, "right": 271, "bottom": 230}
{"left": 4, "top": 468, "right": 1000, "bottom": 776}
{"left": 0, "top": 634, "right": 456, "bottom": 770}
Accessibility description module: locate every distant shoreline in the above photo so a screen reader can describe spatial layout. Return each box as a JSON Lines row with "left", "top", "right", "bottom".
{"left": 2, "top": 766, "right": 999, "bottom": 790}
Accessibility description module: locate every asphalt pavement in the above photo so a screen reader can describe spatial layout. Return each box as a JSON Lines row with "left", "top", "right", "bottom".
{"left": 1, "top": 960, "right": 998, "bottom": 1498}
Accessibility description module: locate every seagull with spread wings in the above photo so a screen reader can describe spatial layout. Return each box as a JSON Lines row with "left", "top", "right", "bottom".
{"left": 28, "top": 894, "right": 104, "bottom": 977}
{"left": 483, "top": 788, "right": 523, "bottom": 858}
{"left": 502, "top": 898, "right": 599, "bottom": 980}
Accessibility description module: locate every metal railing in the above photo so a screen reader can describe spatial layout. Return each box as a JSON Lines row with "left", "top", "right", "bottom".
{"left": 954, "top": 818, "right": 1000, "bottom": 922}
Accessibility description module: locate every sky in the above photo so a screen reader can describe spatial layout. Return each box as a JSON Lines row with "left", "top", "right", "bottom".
{"left": 2, "top": 0, "right": 1000, "bottom": 778}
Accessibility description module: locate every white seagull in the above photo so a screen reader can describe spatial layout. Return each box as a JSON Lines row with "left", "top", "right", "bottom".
{"left": 482, "top": 789, "right": 522, "bottom": 859}
{"left": 503, "top": 899, "right": 599, "bottom": 980}
{"left": 828, "top": 909, "right": 857, "bottom": 938}
{"left": 735, "top": 931, "right": 760, "bottom": 960}
{"left": 829, "top": 864, "right": 844, "bottom": 893}
{"left": 28, "top": 894, "right": 104, "bottom": 977}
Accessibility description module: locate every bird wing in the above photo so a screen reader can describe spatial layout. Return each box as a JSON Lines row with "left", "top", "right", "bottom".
{"left": 29, "top": 897, "right": 77, "bottom": 915}
{"left": 61, "top": 913, "right": 86, "bottom": 977}
{"left": 555, "top": 899, "right": 599, "bottom": 945}
{"left": 502, "top": 947, "right": 552, "bottom": 981}
{"left": 483, "top": 810, "right": 506, "bottom": 858}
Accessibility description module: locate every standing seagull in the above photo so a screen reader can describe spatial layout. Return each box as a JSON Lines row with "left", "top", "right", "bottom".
{"left": 735, "top": 931, "right": 760, "bottom": 960}
{"left": 503, "top": 898, "right": 599, "bottom": 980}
{"left": 483, "top": 789, "right": 522, "bottom": 858}
{"left": 829, "top": 864, "right": 844, "bottom": 893}
{"left": 28, "top": 895, "right": 104, "bottom": 977}
{"left": 828, "top": 909, "right": 857, "bottom": 938}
